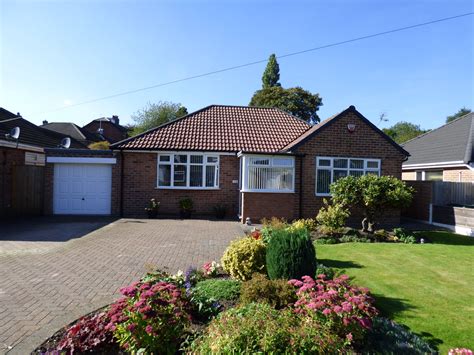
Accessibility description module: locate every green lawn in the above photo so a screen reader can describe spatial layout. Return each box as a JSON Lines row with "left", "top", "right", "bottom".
{"left": 316, "top": 231, "right": 474, "bottom": 353}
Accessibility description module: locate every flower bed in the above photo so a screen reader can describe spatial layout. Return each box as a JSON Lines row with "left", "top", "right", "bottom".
{"left": 35, "top": 228, "right": 439, "bottom": 354}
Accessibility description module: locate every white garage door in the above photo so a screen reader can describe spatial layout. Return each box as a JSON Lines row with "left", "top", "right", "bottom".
{"left": 53, "top": 163, "right": 112, "bottom": 215}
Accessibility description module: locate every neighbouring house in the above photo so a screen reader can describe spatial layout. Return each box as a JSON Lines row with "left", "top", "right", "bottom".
{"left": 0, "top": 107, "right": 84, "bottom": 217}
{"left": 41, "top": 121, "right": 102, "bottom": 147}
{"left": 402, "top": 112, "right": 474, "bottom": 182}
{"left": 82, "top": 115, "right": 129, "bottom": 144}
{"left": 46, "top": 104, "right": 403, "bottom": 224}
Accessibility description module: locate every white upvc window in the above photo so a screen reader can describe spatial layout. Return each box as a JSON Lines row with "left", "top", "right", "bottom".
{"left": 315, "top": 157, "right": 381, "bottom": 196}
{"left": 157, "top": 153, "right": 219, "bottom": 189}
{"left": 242, "top": 155, "right": 295, "bottom": 193}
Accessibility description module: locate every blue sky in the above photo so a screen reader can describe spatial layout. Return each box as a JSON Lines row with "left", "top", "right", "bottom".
{"left": 1, "top": 0, "right": 473, "bottom": 130}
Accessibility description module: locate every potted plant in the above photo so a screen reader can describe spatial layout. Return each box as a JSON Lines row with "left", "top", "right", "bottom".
{"left": 213, "top": 203, "right": 227, "bottom": 219}
{"left": 145, "top": 198, "right": 160, "bottom": 219}
{"left": 179, "top": 197, "right": 193, "bottom": 219}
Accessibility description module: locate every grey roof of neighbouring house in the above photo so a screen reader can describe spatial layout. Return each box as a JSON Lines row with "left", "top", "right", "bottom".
{"left": 402, "top": 112, "right": 474, "bottom": 166}
{"left": 0, "top": 108, "right": 86, "bottom": 149}
{"left": 41, "top": 122, "right": 102, "bottom": 144}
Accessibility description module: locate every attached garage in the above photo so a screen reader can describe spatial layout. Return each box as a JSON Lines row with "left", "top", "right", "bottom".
{"left": 47, "top": 156, "right": 116, "bottom": 215}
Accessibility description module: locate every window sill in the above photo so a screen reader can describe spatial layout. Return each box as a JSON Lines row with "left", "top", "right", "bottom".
{"left": 240, "top": 189, "right": 295, "bottom": 194}
{"left": 156, "top": 186, "right": 220, "bottom": 190}
{"left": 315, "top": 193, "right": 332, "bottom": 197}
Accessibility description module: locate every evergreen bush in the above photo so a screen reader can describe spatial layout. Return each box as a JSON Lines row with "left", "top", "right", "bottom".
{"left": 266, "top": 227, "right": 317, "bottom": 280}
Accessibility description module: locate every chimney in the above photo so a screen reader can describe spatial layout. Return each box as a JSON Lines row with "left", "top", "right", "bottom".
{"left": 42, "top": 120, "right": 48, "bottom": 125}
{"left": 111, "top": 115, "right": 119, "bottom": 125}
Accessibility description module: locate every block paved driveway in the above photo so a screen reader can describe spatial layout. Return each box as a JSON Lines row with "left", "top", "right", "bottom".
{"left": 0, "top": 217, "right": 243, "bottom": 354}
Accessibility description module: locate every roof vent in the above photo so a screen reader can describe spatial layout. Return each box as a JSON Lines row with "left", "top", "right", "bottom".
{"left": 42, "top": 120, "right": 48, "bottom": 125}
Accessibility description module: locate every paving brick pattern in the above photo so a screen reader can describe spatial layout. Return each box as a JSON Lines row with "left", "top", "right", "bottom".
{"left": 0, "top": 219, "right": 243, "bottom": 354}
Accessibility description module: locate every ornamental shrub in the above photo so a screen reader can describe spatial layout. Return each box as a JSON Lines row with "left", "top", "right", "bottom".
{"left": 290, "top": 274, "right": 379, "bottom": 342}
{"left": 331, "top": 175, "right": 414, "bottom": 233}
{"left": 57, "top": 311, "right": 114, "bottom": 353}
{"left": 289, "top": 218, "right": 318, "bottom": 232}
{"left": 316, "top": 198, "right": 350, "bottom": 235}
{"left": 266, "top": 227, "right": 317, "bottom": 280}
{"left": 106, "top": 280, "right": 190, "bottom": 353}
{"left": 315, "top": 264, "right": 337, "bottom": 279}
{"left": 188, "top": 302, "right": 350, "bottom": 353}
{"left": 221, "top": 237, "right": 266, "bottom": 281}
{"left": 240, "top": 273, "right": 297, "bottom": 309}
{"left": 393, "top": 227, "right": 417, "bottom": 244}
{"left": 194, "top": 279, "right": 241, "bottom": 302}
{"left": 363, "top": 317, "right": 436, "bottom": 354}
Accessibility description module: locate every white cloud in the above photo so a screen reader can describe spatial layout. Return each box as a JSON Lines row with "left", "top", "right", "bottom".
{"left": 63, "top": 99, "right": 73, "bottom": 106}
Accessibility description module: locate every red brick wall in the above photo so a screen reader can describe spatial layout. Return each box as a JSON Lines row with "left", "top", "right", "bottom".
{"left": 402, "top": 181, "right": 433, "bottom": 222}
{"left": 241, "top": 192, "right": 297, "bottom": 223}
{"left": 292, "top": 110, "right": 406, "bottom": 225}
{"left": 121, "top": 152, "right": 240, "bottom": 217}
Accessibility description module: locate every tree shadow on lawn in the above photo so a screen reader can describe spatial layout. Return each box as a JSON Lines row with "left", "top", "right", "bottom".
{"left": 373, "top": 295, "right": 444, "bottom": 351}
{"left": 318, "top": 258, "right": 364, "bottom": 270}
{"left": 374, "top": 294, "right": 416, "bottom": 319}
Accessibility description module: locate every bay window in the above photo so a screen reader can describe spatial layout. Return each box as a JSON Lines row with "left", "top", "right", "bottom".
{"left": 157, "top": 153, "right": 219, "bottom": 189}
{"left": 242, "top": 155, "right": 295, "bottom": 192}
{"left": 316, "top": 157, "right": 380, "bottom": 195}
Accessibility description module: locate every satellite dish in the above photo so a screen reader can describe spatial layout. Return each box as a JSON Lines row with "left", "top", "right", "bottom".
{"left": 97, "top": 127, "right": 104, "bottom": 135}
{"left": 5, "top": 127, "right": 20, "bottom": 140}
{"left": 60, "top": 137, "right": 71, "bottom": 149}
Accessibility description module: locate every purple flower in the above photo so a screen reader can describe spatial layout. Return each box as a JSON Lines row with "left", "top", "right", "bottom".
{"left": 145, "top": 325, "right": 153, "bottom": 334}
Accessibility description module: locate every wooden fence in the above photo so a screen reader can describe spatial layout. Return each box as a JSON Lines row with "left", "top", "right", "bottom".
{"left": 432, "top": 181, "right": 474, "bottom": 206}
{"left": 12, "top": 165, "right": 45, "bottom": 216}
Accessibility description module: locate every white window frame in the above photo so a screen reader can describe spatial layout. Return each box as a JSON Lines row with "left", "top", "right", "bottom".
{"left": 157, "top": 152, "right": 219, "bottom": 189}
{"left": 241, "top": 154, "right": 295, "bottom": 193}
{"left": 315, "top": 156, "right": 381, "bottom": 196}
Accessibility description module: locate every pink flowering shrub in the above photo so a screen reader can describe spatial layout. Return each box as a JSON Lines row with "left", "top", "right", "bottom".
{"left": 57, "top": 312, "right": 114, "bottom": 353}
{"left": 202, "top": 261, "right": 220, "bottom": 277}
{"left": 449, "top": 349, "right": 473, "bottom": 355}
{"left": 106, "top": 280, "right": 190, "bottom": 353}
{"left": 289, "top": 274, "right": 378, "bottom": 343}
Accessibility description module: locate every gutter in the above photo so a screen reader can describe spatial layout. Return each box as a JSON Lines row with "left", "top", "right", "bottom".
{"left": 0, "top": 139, "right": 44, "bottom": 153}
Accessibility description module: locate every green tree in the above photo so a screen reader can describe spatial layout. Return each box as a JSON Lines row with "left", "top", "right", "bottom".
{"left": 382, "top": 121, "right": 428, "bottom": 144}
{"left": 250, "top": 86, "right": 323, "bottom": 124}
{"left": 262, "top": 54, "right": 281, "bottom": 89}
{"left": 446, "top": 107, "right": 471, "bottom": 123}
{"left": 330, "top": 175, "right": 414, "bottom": 233}
{"left": 88, "top": 141, "right": 110, "bottom": 150}
{"left": 131, "top": 101, "right": 187, "bottom": 136}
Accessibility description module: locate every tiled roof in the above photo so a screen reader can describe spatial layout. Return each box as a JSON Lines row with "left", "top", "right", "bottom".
{"left": 113, "top": 105, "right": 311, "bottom": 153}
{"left": 0, "top": 108, "right": 86, "bottom": 149}
{"left": 403, "top": 112, "right": 473, "bottom": 165}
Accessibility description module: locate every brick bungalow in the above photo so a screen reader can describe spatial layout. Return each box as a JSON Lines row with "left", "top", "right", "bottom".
{"left": 83, "top": 104, "right": 405, "bottom": 224}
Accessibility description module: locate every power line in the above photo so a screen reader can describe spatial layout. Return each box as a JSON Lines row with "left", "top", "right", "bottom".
{"left": 39, "top": 12, "right": 473, "bottom": 114}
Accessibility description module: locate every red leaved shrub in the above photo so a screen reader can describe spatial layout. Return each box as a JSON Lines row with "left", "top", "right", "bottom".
{"left": 57, "top": 312, "right": 114, "bottom": 353}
